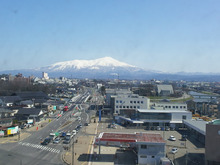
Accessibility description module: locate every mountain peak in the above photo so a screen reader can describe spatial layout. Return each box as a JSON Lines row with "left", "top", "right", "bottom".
{"left": 48, "top": 56, "right": 136, "bottom": 71}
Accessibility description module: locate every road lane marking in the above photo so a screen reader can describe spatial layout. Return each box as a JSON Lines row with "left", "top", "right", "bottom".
{"left": 18, "top": 142, "right": 61, "bottom": 154}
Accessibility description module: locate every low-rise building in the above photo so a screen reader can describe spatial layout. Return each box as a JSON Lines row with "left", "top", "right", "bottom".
{"left": 156, "top": 85, "right": 174, "bottom": 96}
{"left": 96, "top": 132, "right": 170, "bottom": 165}
{"left": 117, "top": 109, "right": 192, "bottom": 129}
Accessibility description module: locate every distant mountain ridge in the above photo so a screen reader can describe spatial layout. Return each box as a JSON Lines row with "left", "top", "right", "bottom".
{"left": 1, "top": 57, "right": 220, "bottom": 81}
{"left": 39, "top": 57, "right": 137, "bottom": 71}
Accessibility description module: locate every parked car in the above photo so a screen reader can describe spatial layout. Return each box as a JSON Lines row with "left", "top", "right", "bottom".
{"left": 165, "top": 126, "right": 170, "bottom": 131}
{"left": 171, "top": 148, "right": 178, "bottom": 154}
{"left": 53, "top": 138, "right": 61, "bottom": 144}
{"left": 169, "top": 135, "right": 176, "bottom": 141}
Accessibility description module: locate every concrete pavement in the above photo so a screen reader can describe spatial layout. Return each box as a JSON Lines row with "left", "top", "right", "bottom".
{"left": 62, "top": 118, "right": 98, "bottom": 165}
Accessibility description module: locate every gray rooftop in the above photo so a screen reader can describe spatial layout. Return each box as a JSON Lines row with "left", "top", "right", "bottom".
{"left": 183, "top": 119, "right": 207, "bottom": 135}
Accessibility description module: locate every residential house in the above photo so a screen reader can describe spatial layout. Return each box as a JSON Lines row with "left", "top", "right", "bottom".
{"left": 15, "top": 108, "right": 44, "bottom": 122}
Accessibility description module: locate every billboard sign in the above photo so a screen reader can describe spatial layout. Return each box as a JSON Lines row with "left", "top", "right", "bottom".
{"left": 7, "top": 126, "right": 19, "bottom": 135}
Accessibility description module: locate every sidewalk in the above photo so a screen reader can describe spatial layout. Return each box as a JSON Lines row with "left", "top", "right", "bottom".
{"left": 62, "top": 118, "right": 98, "bottom": 165}
{"left": 0, "top": 118, "right": 52, "bottom": 144}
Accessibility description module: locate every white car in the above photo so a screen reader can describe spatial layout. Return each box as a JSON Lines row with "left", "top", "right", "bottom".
{"left": 171, "top": 148, "right": 178, "bottom": 154}
{"left": 169, "top": 135, "right": 176, "bottom": 141}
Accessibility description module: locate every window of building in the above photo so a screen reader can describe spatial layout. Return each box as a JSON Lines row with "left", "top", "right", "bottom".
{"left": 137, "top": 106, "right": 140, "bottom": 109}
{"left": 130, "top": 106, "right": 133, "bottom": 108}
{"left": 127, "top": 106, "right": 129, "bottom": 108}
{"left": 165, "top": 106, "right": 168, "bottom": 108}
{"left": 134, "top": 101, "right": 136, "bottom": 104}
{"left": 141, "top": 101, "right": 143, "bottom": 104}
{"left": 137, "top": 101, "right": 140, "bottom": 104}
{"left": 141, "top": 145, "right": 147, "bottom": 149}
{"left": 169, "top": 106, "right": 171, "bottom": 108}
{"left": 116, "top": 110, "right": 118, "bottom": 113}
{"left": 116, "top": 100, "right": 119, "bottom": 103}
{"left": 130, "top": 101, "right": 133, "bottom": 103}
{"left": 120, "top": 100, "right": 122, "bottom": 103}
{"left": 152, "top": 156, "right": 155, "bottom": 158}
{"left": 183, "top": 106, "right": 186, "bottom": 109}
{"left": 182, "top": 115, "right": 187, "bottom": 120}
{"left": 140, "top": 155, "right": 147, "bottom": 158}
{"left": 173, "top": 106, "right": 175, "bottom": 108}
{"left": 176, "top": 106, "right": 178, "bottom": 108}
{"left": 134, "top": 106, "right": 136, "bottom": 108}
{"left": 123, "top": 106, "right": 125, "bottom": 108}
{"left": 119, "top": 106, "right": 122, "bottom": 108}
{"left": 180, "top": 106, "right": 182, "bottom": 109}
{"left": 116, "top": 106, "right": 118, "bottom": 108}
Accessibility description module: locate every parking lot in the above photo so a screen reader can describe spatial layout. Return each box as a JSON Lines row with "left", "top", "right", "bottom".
{"left": 96, "top": 118, "right": 205, "bottom": 165}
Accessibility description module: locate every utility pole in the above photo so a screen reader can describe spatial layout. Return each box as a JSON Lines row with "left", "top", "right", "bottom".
{"left": 72, "top": 139, "right": 74, "bottom": 165}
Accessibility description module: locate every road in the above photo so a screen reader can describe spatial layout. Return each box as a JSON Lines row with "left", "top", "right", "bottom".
{"left": 0, "top": 90, "right": 96, "bottom": 165}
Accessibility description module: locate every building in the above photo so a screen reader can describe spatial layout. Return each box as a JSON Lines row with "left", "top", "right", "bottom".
{"left": 42, "top": 72, "right": 49, "bottom": 80}
{"left": 183, "top": 119, "right": 207, "bottom": 144}
{"left": 151, "top": 102, "right": 187, "bottom": 111}
{"left": 96, "top": 132, "right": 170, "bottom": 165}
{"left": 15, "top": 108, "right": 44, "bottom": 122}
{"left": 0, "top": 108, "right": 14, "bottom": 127}
{"left": 156, "top": 85, "right": 174, "bottom": 96}
{"left": 205, "top": 119, "right": 220, "bottom": 165}
{"left": 112, "top": 94, "right": 150, "bottom": 115}
{"left": 105, "top": 88, "right": 132, "bottom": 105}
{"left": 117, "top": 109, "right": 192, "bottom": 129}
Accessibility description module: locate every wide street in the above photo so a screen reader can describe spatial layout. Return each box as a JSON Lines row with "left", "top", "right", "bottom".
{"left": 0, "top": 91, "right": 96, "bottom": 165}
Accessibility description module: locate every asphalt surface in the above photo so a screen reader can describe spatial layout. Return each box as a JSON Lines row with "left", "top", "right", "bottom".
{"left": 0, "top": 91, "right": 97, "bottom": 165}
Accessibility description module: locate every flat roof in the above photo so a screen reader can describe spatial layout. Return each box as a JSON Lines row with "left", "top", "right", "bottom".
{"left": 98, "top": 132, "right": 165, "bottom": 143}
{"left": 119, "top": 117, "right": 144, "bottom": 123}
{"left": 138, "top": 109, "right": 191, "bottom": 113}
{"left": 183, "top": 119, "right": 207, "bottom": 135}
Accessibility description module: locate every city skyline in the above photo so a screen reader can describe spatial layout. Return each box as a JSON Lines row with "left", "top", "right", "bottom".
{"left": 1, "top": 0, "right": 220, "bottom": 73}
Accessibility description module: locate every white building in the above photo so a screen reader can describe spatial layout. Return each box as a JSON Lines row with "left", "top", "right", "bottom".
{"left": 105, "top": 88, "right": 132, "bottom": 105}
{"left": 113, "top": 94, "right": 150, "bottom": 114}
{"left": 42, "top": 72, "right": 49, "bottom": 80}
{"left": 151, "top": 102, "right": 187, "bottom": 111}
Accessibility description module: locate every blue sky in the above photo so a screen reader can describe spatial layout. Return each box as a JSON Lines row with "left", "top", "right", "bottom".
{"left": 0, "top": 0, "right": 220, "bottom": 73}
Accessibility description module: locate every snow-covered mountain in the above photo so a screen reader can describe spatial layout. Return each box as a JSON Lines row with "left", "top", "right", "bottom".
{"left": 43, "top": 57, "right": 137, "bottom": 71}
{"left": 36, "top": 56, "right": 147, "bottom": 79}
{"left": 2, "top": 56, "right": 220, "bottom": 81}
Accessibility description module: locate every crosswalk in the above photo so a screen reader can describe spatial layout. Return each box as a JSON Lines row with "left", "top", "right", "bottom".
{"left": 18, "top": 142, "right": 60, "bottom": 154}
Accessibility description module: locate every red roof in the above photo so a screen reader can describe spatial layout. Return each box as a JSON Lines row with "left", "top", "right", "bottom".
{"left": 98, "top": 132, "right": 165, "bottom": 143}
